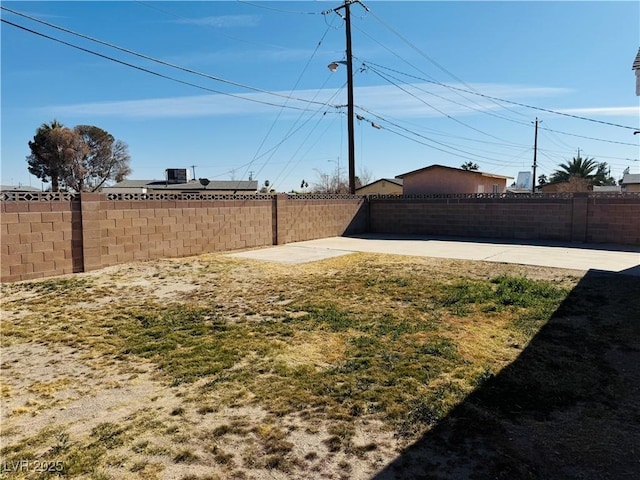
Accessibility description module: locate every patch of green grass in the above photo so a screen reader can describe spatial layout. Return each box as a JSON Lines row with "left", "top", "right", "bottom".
{"left": 21, "top": 277, "right": 91, "bottom": 295}
{"left": 91, "top": 422, "right": 125, "bottom": 449}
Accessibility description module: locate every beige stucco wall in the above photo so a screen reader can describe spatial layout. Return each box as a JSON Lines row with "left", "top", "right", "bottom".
{"left": 356, "top": 180, "right": 403, "bottom": 196}
{"left": 402, "top": 168, "right": 508, "bottom": 195}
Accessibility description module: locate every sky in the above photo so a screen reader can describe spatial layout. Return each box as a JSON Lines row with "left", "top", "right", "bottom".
{"left": 2, "top": 1, "right": 639, "bottom": 192}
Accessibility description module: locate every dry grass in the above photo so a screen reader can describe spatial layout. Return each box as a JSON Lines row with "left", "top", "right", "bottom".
{"left": 3, "top": 251, "right": 630, "bottom": 479}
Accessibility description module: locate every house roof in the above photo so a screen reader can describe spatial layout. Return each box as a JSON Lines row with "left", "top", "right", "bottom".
{"left": 633, "top": 47, "right": 640, "bottom": 70}
{"left": 105, "top": 179, "right": 258, "bottom": 191}
{"left": 622, "top": 173, "right": 640, "bottom": 185}
{"left": 593, "top": 185, "right": 622, "bottom": 192}
{"left": 106, "top": 180, "right": 157, "bottom": 188}
{"left": 395, "top": 164, "right": 513, "bottom": 180}
{"left": 356, "top": 178, "right": 403, "bottom": 191}
{"left": 0, "top": 185, "right": 41, "bottom": 192}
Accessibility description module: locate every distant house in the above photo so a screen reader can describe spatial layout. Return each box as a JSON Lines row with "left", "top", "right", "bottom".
{"left": 355, "top": 178, "right": 403, "bottom": 196}
{"left": 621, "top": 173, "right": 640, "bottom": 192}
{"left": 0, "top": 185, "right": 41, "bottom": 192}
{"left": 396, "top": 165, "right": 512, "bottom": 195}
{"left": 104, "top": 179, "right": 258, "bottom": 194}
{"left": 633, "top": 47, "right": 640, "bottom": 96}
{"left": 593, "top": 185, "right": 622, "bottom": 193}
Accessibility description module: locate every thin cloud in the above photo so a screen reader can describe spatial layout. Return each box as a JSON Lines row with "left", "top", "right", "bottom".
{"left": 557, "top": 106, "right": 639, "bottom": 117}
{"left": 162, "top": 48, "right": 320, "bottom": 67}
{"left": 39, "top": 83, "right": 569, "bottom": 120}
{"left": 175, "top": 15, "right": 260, "bottom": 28}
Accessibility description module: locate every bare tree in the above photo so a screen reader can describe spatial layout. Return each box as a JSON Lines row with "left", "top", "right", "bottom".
{"left": 312, "top": 168, "right": 349, "bottom": 193}
{"left": 357, "top": 166, "right": 373, "bottom": 187}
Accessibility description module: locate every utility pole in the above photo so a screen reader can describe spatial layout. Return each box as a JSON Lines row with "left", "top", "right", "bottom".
{"left": 344, "top": 1, "right": 355, "bottom": 194}
{"left": 326, "top": 1, "right": 362, "bottom": 194}
{"left": 190, "top": 165, "right": 197, "bottom": 180}
{"left": 532, "top": 117, "right": 538, "bottom": 193}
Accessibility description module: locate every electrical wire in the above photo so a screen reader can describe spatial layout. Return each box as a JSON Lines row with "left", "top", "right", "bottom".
{"left": 361, "top": 60, "right": 532, "bottom": 128}
{"left": 367, "top": 65, "right": 515, "bottom": 143}
{"left": 364, "top": 6, "right": 529, "bottom": 120}
{"left": 0, "top": 6, "right": 334, "bottom": 109}
{"left": 235, "top": 17, "right": 340, "bottom": 189}
{"left": 2, "top": 18, "right": 329, "bottom": 114}
{"left": 355, "top": 107, "right": 533, "bottom": 167}
{"left": 539, "top": 125, "right": 638, "bottom": 146}
{"left": 364, "top": 60, "right": 638, "bottom": 131}
{"left": 235, "top": 0, "right": 320, "bottom": 16}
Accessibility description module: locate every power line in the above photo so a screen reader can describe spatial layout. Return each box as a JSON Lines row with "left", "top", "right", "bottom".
{"left": 2, "top": 18, "right": 327, "bottom": 114}
{"left": 235, "top": 0, "right": 320, "bottom": 15}
{"left": 361, "top": 60, "right": 531, "bottom": 128}
{"left": 355, "top": 107, "right": 532, "bottom": 167}
{"left": 0, "top": 6, "right": 334, "bottom": 109}
{"left": 539, "top": 125, "right": 638, "bottom": 146}
{"left": 364, "top": 61, "right": 638, "bottom": 131}
{"left": 364, "top": 6, "right": 529, "bottom": 120}
{"left": 367, "top": 65, "right": 514, "bottom": 143}
{"left": 236, "top": 18, "right": 339, "bottom": 189}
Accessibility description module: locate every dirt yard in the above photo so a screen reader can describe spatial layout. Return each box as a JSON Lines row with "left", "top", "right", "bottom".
{"left": 1, "top": 251, "right": 638, "bottom": 479}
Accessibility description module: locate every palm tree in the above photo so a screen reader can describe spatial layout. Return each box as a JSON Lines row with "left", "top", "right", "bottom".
{"left": 549, "top": 155, "right": 598, "bottom": 183}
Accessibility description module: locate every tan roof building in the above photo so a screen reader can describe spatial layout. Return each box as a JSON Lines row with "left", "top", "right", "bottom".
{"left": 621, "top": 173, "right": 640, "bottom": 192}
{"left": 355, "top": 178, "right": 403, "bottom": 196}
{"left": 396, "top": 165, "right": 512, "bottom": 195}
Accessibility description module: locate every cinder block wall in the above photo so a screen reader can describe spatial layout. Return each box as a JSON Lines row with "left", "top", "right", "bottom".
{"left": 1, "top": 193, "right": 368, "bottom": 282}
{"left": 83, "top": 196, "right": 276, "bottom": 272}
{"left": 1, "top": 198, "right": 83, "bottom": 282}
{"left": 369, "top": 194, "right": 640, "bottom": 244}
{"left": 276, "top": 195, "right": 367, "bottom": 245}
{"left": 2, "top": 193, "right": 639, "bottom": 283}
{"left": 369, "top": 196, "right": 574, "bottom": 240}
{"left": 586, "top": 196, "right": 640, "bottom": 244}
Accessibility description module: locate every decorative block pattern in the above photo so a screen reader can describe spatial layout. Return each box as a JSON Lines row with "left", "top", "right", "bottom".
{"left": 2, "top": 193, "right": 638, "bottom": 282}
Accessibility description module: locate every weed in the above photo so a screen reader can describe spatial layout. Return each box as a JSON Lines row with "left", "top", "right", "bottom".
{"left": 174, "top": 449, "right": 199, "bottom": 464}
{"left": 211, "top": 445, "right": 234, "bottom": 465}
{"left": 91, "top": 422, "right": 125, "bottom": 448}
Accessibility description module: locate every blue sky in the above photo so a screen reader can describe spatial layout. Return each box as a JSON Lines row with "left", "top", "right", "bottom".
{"left": 2, "top": 1, "right": 639, "bottom": 192}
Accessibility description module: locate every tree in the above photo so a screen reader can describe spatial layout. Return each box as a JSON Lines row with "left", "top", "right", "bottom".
{"left": 27, "top": 120, "right": 85, "bottom": 192}
{"left": 358, "top": 166, "right": 373, "bottom": 187}
{"left": 461, "top": 161, "right": 479, "bottom": 171}
{"left": 26, "top": 120, "right": 131, "bottom": 192}
{"left": 64, "top": 125, "right": 131, "bottom": 192}
{"left": 549, "top": 155, "right": 598, "bottom": 183}
{"left": 592, "top": 162, "right": 616, "bottom": 186}
{"left": 538, "top": 174, "right": 548, "bottom": 186}
{"left": 312, "top": 168, "right": 348, "bottom": 193}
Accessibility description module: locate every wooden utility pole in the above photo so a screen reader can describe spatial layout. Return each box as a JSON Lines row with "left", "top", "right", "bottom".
{"left": 532, "top": 118, "right": 538, "bottom": 193}
{"left": 325, "top": 1, "right": 365, "bottom": 194}
{"left": 344, "top": 2, "right": 355, "bottom": 194}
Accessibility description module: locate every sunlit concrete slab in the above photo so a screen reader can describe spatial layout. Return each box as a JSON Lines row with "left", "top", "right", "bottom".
{"left": 226, "top": 245, "right": 354, "bottom": 264}
{"left": 235, "top": 234, "right": 640, "bottom": 275}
